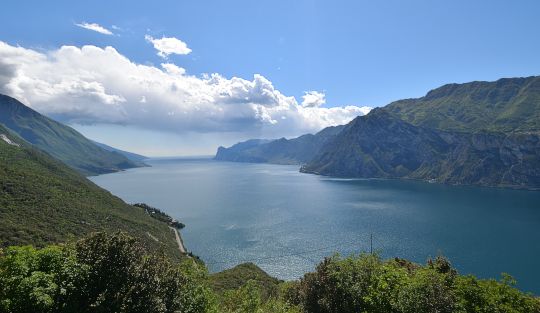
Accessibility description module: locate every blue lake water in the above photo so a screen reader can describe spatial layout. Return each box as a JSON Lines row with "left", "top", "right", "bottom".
{"left": 90, "top": 158, "right": 540, "bottom": 293}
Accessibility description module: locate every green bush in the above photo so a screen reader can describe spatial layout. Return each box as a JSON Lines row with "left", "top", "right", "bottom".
{"left": 0, "top": 232, "right": 217, "bottom": 313}
{"left": 290, "top": 254, "right": 540, "bottom": 313}
{"left": 1, "top": 235, "right": 538, "bottom": 313}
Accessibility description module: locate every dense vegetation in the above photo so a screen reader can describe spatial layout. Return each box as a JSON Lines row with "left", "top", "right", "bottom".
{"left": 0, "top": 94, "right": 142, "bottom": 175}
{"left": 1, "top": 233, "right": 537, "bottom": 313}
{"left": 286, "top": 254, "right": 540, "bottom": 313}
{"left": 0, "top": 232, "right": 214, "bottom": 313}
{"left": 133, "top": 203, "right": 185, "bottom": 229}
{"left": 210, "top": 262, "right": 282, "bottom": 301}
{"left": 0, "top": 126, "right": 179, "bottom": 257}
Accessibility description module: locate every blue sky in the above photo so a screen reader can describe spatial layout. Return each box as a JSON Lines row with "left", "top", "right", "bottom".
{"left": 1, "top": 0, "right": 539, "bottom": 155}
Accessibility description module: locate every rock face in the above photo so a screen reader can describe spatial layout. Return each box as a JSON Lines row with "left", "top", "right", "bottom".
{"left": 301, "top": 110, "right": 540, "bottom": 189}
{"left": 214, "top": 126, "right": 344, "bottom": 164}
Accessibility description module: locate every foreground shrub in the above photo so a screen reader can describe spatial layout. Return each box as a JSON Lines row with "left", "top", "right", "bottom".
{"left": 221, "top": 280, "right": 300, "bottom": 313}
{"left": 0, "top": 232, "right": 217, "bottom": 313}
{"left": 289, "top": 254, "right": 540, "bottom": 313}
{"left": 1, "top": 236, "right": 539, "bottom": 313}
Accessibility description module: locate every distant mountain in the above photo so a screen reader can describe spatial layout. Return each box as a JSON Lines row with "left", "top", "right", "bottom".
{"left": 0, "top": 124, "right": 179, "bottom": 256}
{"left": 92, "top": 140, "right": 148, "bottom": 165}
{"left": 217, "top": 76, "right": 540, "bottom": 188}
{"left": 301, "top": 109, "right": 540, "bottom": 189}
{"left": 214, "top": 125, "right": 344, "bottom": 164}
{"left": 0, "top": 94, "right": 142, "bottom": 175}
{"left": 386, "top": 76, "right": 540, "bottom": 133}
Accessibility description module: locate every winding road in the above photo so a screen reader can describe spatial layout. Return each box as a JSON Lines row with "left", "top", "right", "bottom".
{"left": 169, "top": 226, "right": 186, "bottom": 254}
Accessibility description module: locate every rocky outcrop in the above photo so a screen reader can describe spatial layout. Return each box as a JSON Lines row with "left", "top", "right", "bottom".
{"left": 301, "top": 110, "right": 540, "bottom": 189}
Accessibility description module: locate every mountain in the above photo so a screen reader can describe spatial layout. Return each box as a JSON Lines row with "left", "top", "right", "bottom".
{"left": 92, "top": 140, "right": 148, "bottom": 165}
{"left": 0, "top": 124, "right": 180, "bottom": 256}
{"left": 0, "top": 94, "right": 142, "bottom": 175}
{"left": 385, "top": 76, "right": 540, "bottom": 133}
{"left": 214, "top": 125, "right": 345, "bottom": 164}
{"left": 215, "top": 139, "right": 275, "bottom": 163}
{"left": 301, "top": 109, "right": 540, "bottom": 188}
{"left": 218, "top": 76, "right": 540, "bottom": 189}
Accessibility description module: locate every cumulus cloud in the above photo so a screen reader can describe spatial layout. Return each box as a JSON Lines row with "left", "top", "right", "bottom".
{"left": 145, "top": 35, "right": 191, "bottom": 58}
{"left": 75, "top": 22, "right": 113, "bottom": 35}
{"left": 302, "top": 91, "right": 326, "bottom": 108}
{"left": 161, "top": 63, "right": 186, "bottom": 75}
{"left": 0, "top": 41, "right": 371, "bottom": 139}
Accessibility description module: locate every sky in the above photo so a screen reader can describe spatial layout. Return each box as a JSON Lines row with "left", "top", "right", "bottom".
{"left": 1, "top": 0, "right": 539, "bottom": 156}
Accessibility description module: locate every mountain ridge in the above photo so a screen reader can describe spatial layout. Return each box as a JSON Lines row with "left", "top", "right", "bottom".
{"left": 301, "top": 109, "right": 540, "bottom": 189}
{"left": 0, "top": 94, "right": 142, "bottom": 175}
{"left": 214, "top": 125, "right": 345, "bottom": 164}
{"left": 216, "top": 76, "right": 540, "bottom": 189}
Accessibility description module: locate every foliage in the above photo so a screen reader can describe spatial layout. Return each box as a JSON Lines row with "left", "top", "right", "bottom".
{"left": 221, "top": 280, "right": 301, "bottom": 313}
{"left": 288, "top": 254, "right": 540, "bottom": 313}
{"left": 133, "top": 203, "right": 185, "bottom": 229}
{"left": 1, "top": 234, "right": 538, "bottom": 313}
{"left": 0, "top": 127, "right": 180, "bottom": 258}
{"left": 0, "top": 232, "right": 218, "bottom": 313}
{"left": 210, "top": 262, "right": 281, "bottom": 300}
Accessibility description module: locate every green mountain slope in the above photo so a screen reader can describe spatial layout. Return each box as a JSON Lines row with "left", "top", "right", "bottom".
{"left": 385, "top": 76, "right": 540, "bottom": 133}
{"left": 210, "top": 263, "right": 281, "bottom": 300}
{"left": 92, "top": 140, "right": 148, "bottom": 165}
{"left": 0, "top": 125, "right": 180, "bottom": 256}
{"left": 214, "top": 125, "right": 344, "bottom": 164}
{"left": 0, "top": 94, "right": 141, "bottom": 175}
{"left": 301, "top": 110, "right": 540, "bottom": 188}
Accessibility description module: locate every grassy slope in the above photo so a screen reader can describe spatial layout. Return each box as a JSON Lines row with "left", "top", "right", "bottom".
{"left": 210, "top": 263, "right": 282, "bottom": 300}
{"left": 0, "top": 125, "right": 180, "bottom": 258}
{"left": 385, "top": 76, "right": 540, "bottom": 133}
{"left": 0, "top": 94, "right": 140, "bottom": 176}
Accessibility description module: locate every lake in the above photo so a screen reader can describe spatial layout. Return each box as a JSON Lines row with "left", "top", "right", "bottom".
{"left": 90, "top": 158, "right": 540, "bottom": 293}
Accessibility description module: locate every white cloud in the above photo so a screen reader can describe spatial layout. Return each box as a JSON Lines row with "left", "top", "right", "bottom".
{"left": 0, "top": 41, "right": 371, "bottom": 140}
{"left": 75, "top": 22, "right": 113, "bottom": 35}
{"left": 161, "top": 63, "right": 186, "bottom": 75}
{"left": 145, "top": 35, "right": 191, "bottom": 58}
{"left": 302, "top": 90, "right": 326, "bottom": 108}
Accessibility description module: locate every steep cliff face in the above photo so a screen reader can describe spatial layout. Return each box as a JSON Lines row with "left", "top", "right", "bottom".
{"left": 216, "top": 76, "right": 540, "bottom": 188}
{"left": 301, "top": 110, "right": 540, "bottom": 189}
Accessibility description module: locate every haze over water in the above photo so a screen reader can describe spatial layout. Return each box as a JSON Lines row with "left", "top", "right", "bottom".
{"left": 91, "top": 158, "right": 540, "bottom": 293}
